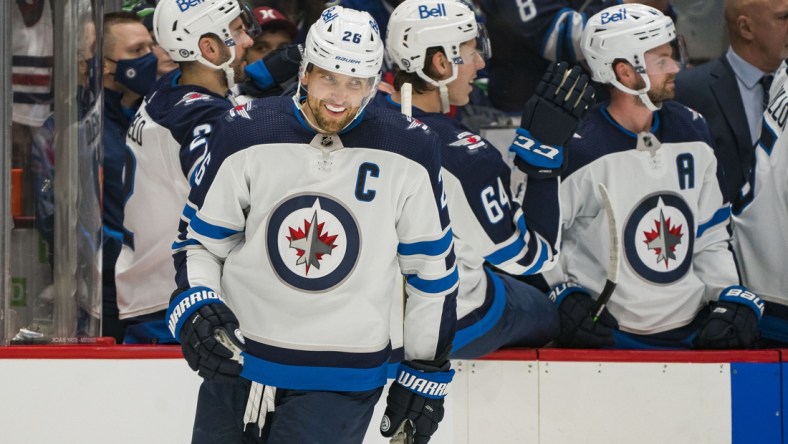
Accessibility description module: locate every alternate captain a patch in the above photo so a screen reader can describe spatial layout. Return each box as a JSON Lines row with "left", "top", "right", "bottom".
{"left": 266, "top": 193, "right": 361, "bottom": 292}
{"left": 623, "top": 192, "right": 695, "bottom": 284}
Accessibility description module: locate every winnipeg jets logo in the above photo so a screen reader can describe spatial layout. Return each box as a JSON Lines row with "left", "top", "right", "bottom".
{"left": 266, "top": 194, "right": 360, "bottom": 292}
{"left": 449, "top": 131, "right": 485, "bottom": 150}
{"left": 624, "top": 193, "right": 694, "bottom": 284}
{"left": 176, "top": 92, "right": 212, "bottom": 106}
{"left": 287, "top": 209, "right": 338, "bottom": 274}
{"left": 643, "top": 204, "right": 684, "bottom": 268}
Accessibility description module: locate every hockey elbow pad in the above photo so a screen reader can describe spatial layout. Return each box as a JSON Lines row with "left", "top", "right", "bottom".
{"left": 549, "top": 282, "right": 618, "bottom": 348}
{"left": 380, "top": 361, "right": 454, "bottom": 444}
{"left": 510, "top": 62, "right": 595, "bottom": 178}
{"left": 696, "top": 286, "right": 764, "bottom": 349}
{"left": 166, "top": 287, "right": 245, "bottom": 380}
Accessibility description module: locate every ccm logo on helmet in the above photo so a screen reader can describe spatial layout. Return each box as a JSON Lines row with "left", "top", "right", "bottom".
{"left": 177, "top": 0, "right": 206, "bottom": 13}
{"left": 419, "top": 4, "right": 447, "bottom": 19}
{"left": 600, "top": 8, "right": 628, "bottom": 25}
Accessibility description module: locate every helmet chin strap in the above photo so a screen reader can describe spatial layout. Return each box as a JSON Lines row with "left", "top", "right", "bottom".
{"left": 416, "top": 66, "right": 459, "bottom": 114}
{"left": 196, "top": 45, "right": 238, "bottom": 90}
{"left": 611, "top": 74, "right": 661, "bottom": 112}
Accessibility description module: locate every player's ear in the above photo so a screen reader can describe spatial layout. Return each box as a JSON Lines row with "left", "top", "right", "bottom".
{"left": 612, "top": 60, "right": 634, "bottom": 86}
{"left": 430, "top": 51, "right": 450, "bottom": 80}
{"left": 199, "top": 36, "right": 221, "bottom": 64}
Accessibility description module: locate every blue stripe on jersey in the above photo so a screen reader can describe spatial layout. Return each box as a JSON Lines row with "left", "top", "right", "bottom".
{"left": 103, "top": 226, "right": 123, "bottom": 243}
{"left": 539, "top": 8, "right": 572, "bottom": 59}
{"left": 452, "top": 268, "right": 506, "bottom": 352}
{"left": 172, "top": 238, "right": 203, "bottom": 250}
{"left": 406, "top": 267, "right": 459, "bottom": 294}
{"left": 182, "top": 204, "right": 197, "bottom": 221}
{"left": 398, "top": 229, "right": 453, "bottom": 257}
{"left": 522, "top": 238, "right": 551, "bottom": 275}
{"left": 696, "top": 205, "right": 730, "bottom": 238}
{"left": 240, "top": 352, "right": 388, "bottom": 391}
{"left": 600, "top": 105, "right": 661, "bottom": 138}
{"left": 190, "top": 214, "right": 242, "bottom": 240}
{"left": 485, "top": 235, "right": 525, "bottom": 266}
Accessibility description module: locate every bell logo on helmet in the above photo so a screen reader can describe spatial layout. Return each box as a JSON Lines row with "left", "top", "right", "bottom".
{"left": 177, "top": 0, "right": 205, "bottom": 13}
{"left": 418, "top": 4, "right": 447, "bottom": 19}
{"left": 600, "top": 8, "right": 627, "bottom": 25}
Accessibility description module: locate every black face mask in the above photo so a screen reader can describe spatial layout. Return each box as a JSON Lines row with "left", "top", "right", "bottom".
{"left": 107, "top": 52, "right": 158, "bottom": 96}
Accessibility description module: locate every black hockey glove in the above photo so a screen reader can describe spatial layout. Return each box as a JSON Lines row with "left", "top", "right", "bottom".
{"left": 510, "top": 61, "right": 595, "bottom": 178}
{"left": 548, "top": 283, "right": 618, "bottom": 348}
{"left": 166, "top": 288, "right": 245, "bottom": 380}
{"left": 380, "top": 360, "right": 454, "bottom": 444}
{"left": 696, "top": 286, "right": 764, "bottom": 349}
{"left": 243, "top": 43, "right": 302, "bottom": 96}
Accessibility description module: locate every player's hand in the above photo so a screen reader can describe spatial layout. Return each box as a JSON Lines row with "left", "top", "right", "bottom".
{"left": 380, "top": 361, "right": 454, "bottom": 444}
{"left": 549, "top": 283, "right": 618, "bottom": 348}
{"left": 244, "top": 43, "right": 302, "bottom": 90}
{"left": 696, "top": 286, "right": 764, "bottom": 349}
{"left": 510, "top": 62, "right": 595, "bottom": 178}
{"left": 167, "top": 288, "right": 245, "bottom": 380}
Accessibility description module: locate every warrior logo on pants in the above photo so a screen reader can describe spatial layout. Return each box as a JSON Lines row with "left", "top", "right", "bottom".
{"left": 266, "top": 193, "right": 361, "bottom": 292}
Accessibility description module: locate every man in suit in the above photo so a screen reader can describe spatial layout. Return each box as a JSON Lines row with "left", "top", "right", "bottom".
{"left": 674, "top": 0, "right": 788, "bottom": 202}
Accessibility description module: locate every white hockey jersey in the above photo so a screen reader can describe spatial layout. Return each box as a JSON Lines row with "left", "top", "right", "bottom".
{"left": 116, "top": 71, "right": 234, "bottom": 319}
{"left": 172, "top": 96, "right": 458, "bottom": 391}
{"left": 733, "top": 61, "right": 788, "bottom": 305}
{"left": 12, "top": 0, "right": 53, "bottom": 126}
{"left": 542, "top": 102, "right": 742, "bottom": 335}
{"left": 378, "top": 95, "right": 560, "bottom": 349}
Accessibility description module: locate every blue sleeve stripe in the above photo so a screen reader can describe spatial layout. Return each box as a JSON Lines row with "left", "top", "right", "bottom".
{"left": 696, "top": 205, "right": 731, "bottom": 238}
{"left": 102, "top": 226, "right": 123, "bottom": 242}
{"left": 171, "top": 238, "right": 203, "bottom": 250}
{"left": 398, "top": 229, "right": 453, "bottom": 257}
{"left": 406, "top": 267, "right": 459, "bottom": 294}
{"left": 190, "top": 214, "right": 242, "bottom": 240}
{"left": 485, "top": 213, "right": 528, "bottom": 265}
{"left": 182, "top": 204, "right": 197, "bottom": 221}
{"left": 240, "top": 353, "right": 388, "bottom": 391}
{"left": 539, "top": 8, "right": 574, "bottom": 59}
{"left": 519, "top": 237, "right": 551, "bottom": 275}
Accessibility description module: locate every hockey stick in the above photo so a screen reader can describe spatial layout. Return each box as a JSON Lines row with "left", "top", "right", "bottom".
{"left": 390, "top": 419, "right": 415, "bottom": 444}
{"left": 390, "top": 82, "right": 414, "bottom": 444}
{"left": 592, "top": 183, "right": 620, "bottom": 322}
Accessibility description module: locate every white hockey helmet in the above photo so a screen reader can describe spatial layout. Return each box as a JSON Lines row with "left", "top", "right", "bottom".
{"left": 301, "top": 6, "right": 384, "bottom": 79}
{"left": 386, "top": 0, "right": 489, "bottom": 112}
{"left": 582, "top": 4, "right": 677, "bottom": 110}
{"left": 153, "top": 0, "right": 259, "bottom": 87}
{"left": 295, "top": 6, "right": 384, "bottom": 132}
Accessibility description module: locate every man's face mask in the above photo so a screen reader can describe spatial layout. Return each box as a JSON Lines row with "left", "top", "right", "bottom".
{"left": 108, "top": 52, "right": 158, "bottom": 96}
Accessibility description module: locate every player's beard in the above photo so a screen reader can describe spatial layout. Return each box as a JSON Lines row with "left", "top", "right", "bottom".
{"left": 304, "top": 94, "right": 361, "bottom": 134}
{"left": 218, "top": 43, "right": 246, "bottom": 83}
{"left": 647, "top": 74, "right": 676, "bottom": 104}
{"left": 634, "top": 74, "right": 676, "bottom": 106}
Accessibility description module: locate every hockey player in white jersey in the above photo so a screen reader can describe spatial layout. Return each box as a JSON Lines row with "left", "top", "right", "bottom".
{"left": 383, "top": 0, "right": 595, "bottom": 358}
{"left": 733, "top": 60, "right": 788, "bottom": 345}
{"left": 539, "top": 4, "right": 764, "bottom": 349}
{"left": 167, "top": 6, "right": 458, "bottom": 443}
{"left": 115, "top": 0, "right": 258, "bottom": 343}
